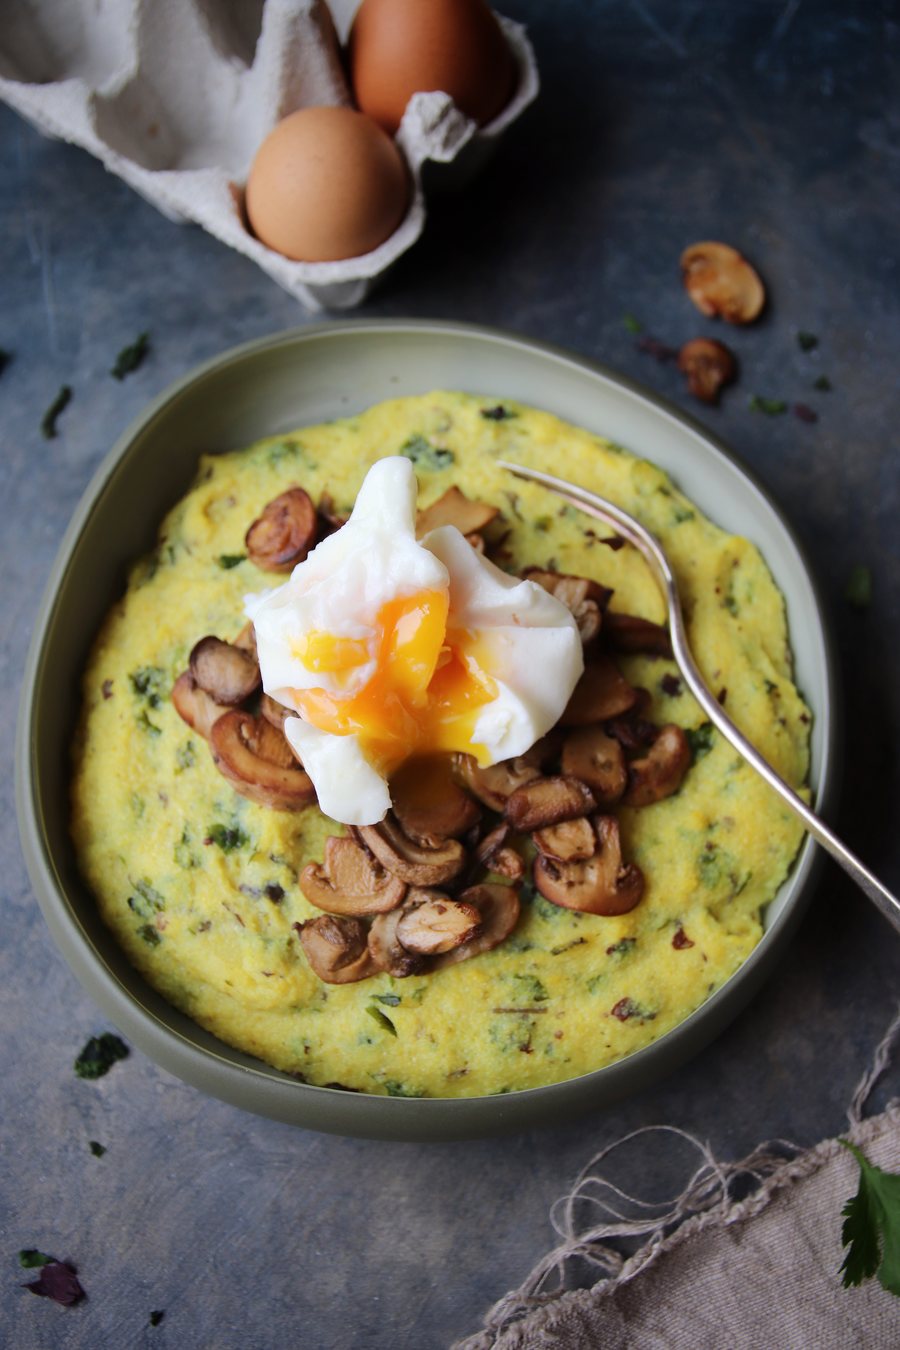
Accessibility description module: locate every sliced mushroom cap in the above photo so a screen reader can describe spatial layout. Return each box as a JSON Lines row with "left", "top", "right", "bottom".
{"left": 623, "top": 724, "right": 691, "bottom": 807}
{"left": 300, "top": 835, "right": 407, "bottom": 916}
{"left": 211, "top": 709, "right": 317, "bottom": 810}
{"left": 561, "top": 726, "right": 627, "bottom": 804}
{"left": 171, "top": 671, "right": 224, "bottom": 741}
{"left": 389, "top": 755, "right": 482, "bottom": 845}
{"left": 189, "top": 635, "right": 261, "bottom": 706}
{"left": 533, "top": 815, "right": 597, "bottom": 863}
{"left": 603, "top": 612, "right": 673, "bottom": 658}
{"left": 232, "top": 622, "right": 257, "bottom": 657}
{"left": 296, "top": 914, "right": 376, "bottom": 984}
{"left": 260, "top": 693, "right": 291, "bottom": 731}
{"left": 523, "top": 568, "right": 613, "bottom": 645}
{"left": 475, "top": 823, "right": 525, "bottom": 881}
{"left": 246, "top": 487, "right": 318, "bottom": 572}
{"left": 534, "top": 815, "right": 644, "bottom": 916}
{"left": 505, "top": 775, "right": 596, "bottom": 833}
{"left": 678, "top": 338, "right": 737, "bottom": 405}
{"left": 395, "top": 889, "right": 483, "bottom": 955}
{"left": 680, "top": 241, "right": 765, "bottom": 325}
{"left": 368, "top": 907, "right": 427, "bottom": 978}
{"left": 433, "top": 884, "right": 521, "bottom": 969}
{"left": 358, "top": 814, "right": 467, "bottom": 887}
{"left": 561, "top": 656, "right": 639, "bottom": 726}
{"left": 453, "top": 751, "right": 543, "bottom": 813}
{"left": 416, "top": 486, "right": 500, "bottom": 538}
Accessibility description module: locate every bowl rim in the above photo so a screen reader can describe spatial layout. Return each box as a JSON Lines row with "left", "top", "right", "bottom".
{"left": 15, "top": 317, "right": 840, "bottom": 1140}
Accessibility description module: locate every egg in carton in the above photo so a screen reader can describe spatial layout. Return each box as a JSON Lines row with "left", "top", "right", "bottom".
{"left": 0, "top": 0, "right": 539, "bottom": 311}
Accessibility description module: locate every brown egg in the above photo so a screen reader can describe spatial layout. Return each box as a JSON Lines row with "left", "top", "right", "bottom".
{"left": 245, "top": 106, "right": 409, "bottom": 262}
{"left": 348, "top": 0, "right": 517, "bottom": 136}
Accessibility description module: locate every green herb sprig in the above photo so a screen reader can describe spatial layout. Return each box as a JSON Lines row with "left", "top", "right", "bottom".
{"left": 839, "top": 1139, "right": 900, "bottom": 1295}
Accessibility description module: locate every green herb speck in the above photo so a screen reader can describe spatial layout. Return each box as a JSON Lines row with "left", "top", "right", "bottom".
{"left": 796, "top": 331, "right": 819, "bottom": 352}
{"left": 89, "top": 1140, "right": 106, "bottom": 1157}
{"left": 814, "top": 375, "right": 832, "bottom": 391}
{"left": 480, "top": 405, "right": 517, "bottom": 421}
{"left": 206, "top": 823, "right": 249, "bottom": 852}
{"left": 218, "top": 554, "right": 246, "bottom": 570}
{"left": 622, "top": 314, "right": 643, "bottom": 334}
{"left": 138, "top": 924, "right": 161, "bottom": 946}
{"left": 373, "top": 993, "right": 401, "bottom": 1006}
{"left": 686, "top": 723, "right": 715, "bottom": 760}
{"left": 127, "top": 880, "right": 164, "bottom": 918}
{"left": 149, "top": 1310, "right": 165, "bottom": 1328}
{"left": 175, "top": 740, "right": 196, "bottom": 771}
{"left": 41, "top": 384, "right": 72, "bottom": 438}
{"left": 366, "top": 1006, "right": 398, "bottom": 1036}
{"left": 19, "top": 1250, "right": 53, "bottom": 1269}
{"left": 74, "top": 1032, "right": 129, "bottom": 1080}
{"left": 129, "top": 666, "right": 166, "bottom": 708}
{"left": 111, "top": 332, "right": 150, "bottom": 380}
{"left": 399, "top": 434, "right": 455, "bottom": 471}
{"left": 383, "top": 1079, "right": 424, "bottom": 1098}
{"left": 748, "top": 395, "right": 788, "bottom": 416}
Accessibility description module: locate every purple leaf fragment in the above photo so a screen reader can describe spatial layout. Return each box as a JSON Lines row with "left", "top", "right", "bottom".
{"left": 22, "top": 1261, "right": 85, "bottom": 1306}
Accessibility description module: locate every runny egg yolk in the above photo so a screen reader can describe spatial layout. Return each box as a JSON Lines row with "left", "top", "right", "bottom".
{"left": 289, "top": 590, "right": 497, "bottom": 774}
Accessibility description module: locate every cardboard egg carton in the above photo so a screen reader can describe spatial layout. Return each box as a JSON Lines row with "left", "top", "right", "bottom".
{"left": 0, "top": 0, "right": 538, "bottom": 311}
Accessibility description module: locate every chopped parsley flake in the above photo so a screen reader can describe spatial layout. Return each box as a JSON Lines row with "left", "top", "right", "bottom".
{"left": 89, "top": 1140, "right": 107, "bottom": 1157}
{"left": 74, "top": 1032, "right": 129, "bottom": 1079}
{"left": 111, "top": 332, "right": 150, "bottom": 379}
{"left": 383, "top": 1079, "right": 425, "bottom": 1098}
{"left": 41, "top": 384, "right": 72, "bottom": 438}
{"left": 19, "top": 1250, "right": 53, "bottom": 1269}
{"left": 796, "top": 330, "right": 819, "bottom": 352}
{"left": 480, "top": 405, "right": 517, "bottom": 421}
{"left": 206, "top": 823, "right": 249, "bottom": 852}
{"left": 839, "top": 1139, "right": 900, "bottom": 1294}
{"left": 748, "top": 395, "right": 788, "bottom": 416}
{"left": 814, "top": 374, "right": 832, "bottom": 391}
{"left": 399, "top": 434, "right": 455, "bottom": 470}
{"left": 218, "top": 553, "right": 246, "bottom": 569}
{"left": 366, "top": 1006, "right": 398, "bottom": 1036}
{"left": 622, "top": 313, "right": 643, "bottom": 333}
{"left": 686, "top": 723, "right": 715, "bottom": 760}
{"left": 129, "top": 665, "right": 166, "bottom": 707}
{"left": 372, "top": 993, "right": 401, "bottom": 1006}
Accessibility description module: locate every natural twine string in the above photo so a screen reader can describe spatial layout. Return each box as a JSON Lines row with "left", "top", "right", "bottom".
{"left": 456, "top": 1004, "right": 900, "bottom": 1350}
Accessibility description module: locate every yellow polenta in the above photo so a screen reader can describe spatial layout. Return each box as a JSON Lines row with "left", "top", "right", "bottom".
{"left": 71, "top": 392, "right": 809, "bottom": 1098}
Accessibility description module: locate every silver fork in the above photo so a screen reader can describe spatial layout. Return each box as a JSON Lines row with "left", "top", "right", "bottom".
{"left": 499, "top": 459, "right": 900, "bottom": 934}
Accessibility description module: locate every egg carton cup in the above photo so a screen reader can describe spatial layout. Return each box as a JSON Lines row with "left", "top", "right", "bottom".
{"left": 0, "top": 0, "right": 538, "bottom": 311}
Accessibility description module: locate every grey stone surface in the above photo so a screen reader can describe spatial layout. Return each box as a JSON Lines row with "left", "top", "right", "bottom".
{"left": 2, "top": 2, "right": 899, "bottom": 1347}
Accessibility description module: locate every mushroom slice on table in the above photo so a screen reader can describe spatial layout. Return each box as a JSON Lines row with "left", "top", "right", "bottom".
{"left": 416, "top": 486, "right": 500, "bottom": 538}
{"left": 368, "top": 906, "right": 427, "bottom": 978}
{"left": 603, "top": 612, "right": 673, "bottom": 658}
{"left": 189, "top": 635, "right": 261, "bottom": 705}
{"left": 534, "top": 815, "right": 645, "bottom": 916}
{"left": 533, "top": 815, "right": 597, "bottom": 863}
{"left": 296, "top": 914, "right": 376, "bottom": 984}
{"left": 505, "top": 775, "right": 596, "bottom": 833}
{"left": 300, "top": 835, "right": 407, "bottom": 916}
{"left": 522, "top": 567, "right": 613, "bottom": 645}
{"left": 358, "top": 814, "right": 467, "bottom": 887}
{"left": 433, "top": 885, "right": 521, "bottom": 969}
{"left": 623, "top": 724, "right": 691, "bottom": 806}
{"left": 245, "top": 486, "right": 318, "bottom": 572}
{"left": 678, "top": 338, "right": 737, "bottom": 405}
{"left": 389, "top": 756, "right": 482, "bottom": 846}
{"left": 394, "top": 889, "right": 483, "bottom": 955}
{"left": 561, "top": 725, "right": 627, "bottom": 804}
{"left": 561, "top": 656, "right": 640, "bottom": 726}
{"left": 211, "top": 709, "right": 317, "bottom": 810}
{"left": 680, "top": 241, "right": 766, "bottom": 324}
{"left": 171, "top": 671, "right": 224, "bottom": 741}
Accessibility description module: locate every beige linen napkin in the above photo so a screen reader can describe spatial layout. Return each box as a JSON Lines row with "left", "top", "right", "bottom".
{"left": 459, "top": 1011, "right": 900, "bottom": 1349}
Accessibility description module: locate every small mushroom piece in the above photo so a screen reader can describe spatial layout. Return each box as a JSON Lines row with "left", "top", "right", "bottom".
{"left": 603, "top": 613, "right": 673, "bottom": 658}
{"left": 534, "top": 815, "right": 644, "bottom": 916}
{"left": 523, "top": 568, "right": 613, "bottom": 645}
{"left": 296, "top": 914, "right": 376, "bottom": 984}
{"left": 505, "top": 775, "right": 596, "bottom": 833}
{"left": 623, "top": 724, "right": 691, "bottom": 806}
{"left": 232, "top": 622, "right": 257, "bottom": 657}
{"left": 561, "top": 726, "right": 627, "bottom": 804}
{"left": 245, "top": 486, "right": 318, "bottom": 572}
{"left": 211, "top": 709, "right": 317, "bottom": 810}
{"left": 358, "top": 814, "right": 467, "bottom": 887}
{"left": 533, "top": 815, "right": 597, "bottom": 863}
{"left": 300, "top": 835, "right": 407, "bottom": 916}
{"left": 678, "top": 338, "right": 737, "bottom": 405}
{"left": 416, "top": 486, "right": 500, "bottom": 538}
{"left": 368, "top": 907, "right": 427, "bottom": 978}
{"left": 389, "top": 756, "right": 482, "bottom": 845}
{"left": 189, "top": 635, "right": 261, "bottom": 706}
{"left": 475, "top": 823, "right": 525, "bottom": 881}
{"left": 171, "top": 671, "right": 224, "bottom": 740}
{"left": 680, "top": 241, "right": 766, "bottom": 324}
{"left": 433, "top": 884, "right": 521, "bottom": 969}
{"left": 395, "top": 889, "right": 483, "bottom": 955}
{"left": 561, "top": 656, "right": 639, "bottom": 726}
{"left": 453, "top": 752, "right": 543, "bottom": 813}
{"left": 260, "top": 693, "right": 291, "bottom": 732}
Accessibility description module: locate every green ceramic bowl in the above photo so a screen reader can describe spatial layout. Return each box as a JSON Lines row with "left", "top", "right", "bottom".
{"left": 16, "top": 320, "right": 837, "bottom": 1141}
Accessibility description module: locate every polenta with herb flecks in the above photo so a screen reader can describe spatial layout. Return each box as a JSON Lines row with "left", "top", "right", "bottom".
{"left": 71, "top": 392, "right": 809, "bottom": 1098}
